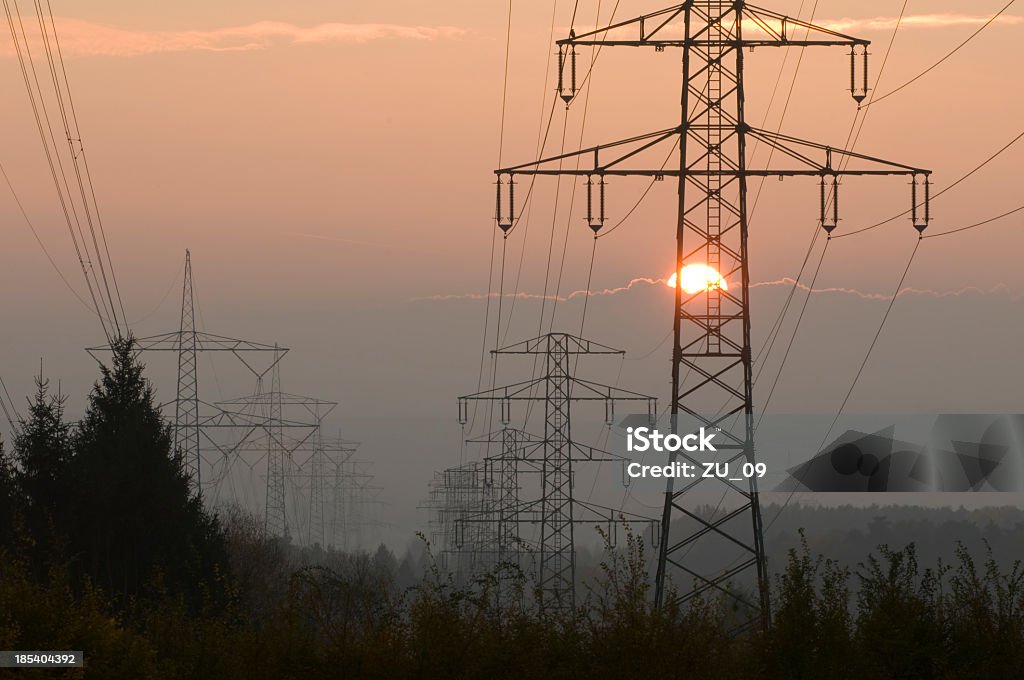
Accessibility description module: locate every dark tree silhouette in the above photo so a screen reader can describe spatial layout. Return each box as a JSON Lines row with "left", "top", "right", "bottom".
{"left": 68, "top": 336, "right": 226, "bottom": 609}
{"left": 0, "top": 438, "right": 17, "bottom": 550}
{"left": 12, "top": 374, "right": 74, "bottom": 568}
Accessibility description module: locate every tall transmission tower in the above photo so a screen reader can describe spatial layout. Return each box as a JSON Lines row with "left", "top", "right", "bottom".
{"left": 493, "top": 3, "right": 931, "bottom": 630}
{"left": 175, "top": 250, "right": 200, "bottom": 491}
{"left": 86, "top": 251, "right": 287, "bottom": 498}
{"left": 459, "top": 333, "right": 657, "bottom": 615}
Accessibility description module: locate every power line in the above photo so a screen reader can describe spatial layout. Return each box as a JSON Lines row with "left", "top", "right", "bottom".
{"left": 130, "top": 257, "right": 187, "bottom": 326}
{"left": 0, "top": 156, "right": 94, "bottom": 310}
{"left": 753, "top": 0, "right": 908, "bottom": 413}
{"left": 469, "top": 0, "right": 515, "bottom": 438}
{"left": 677, "top": 4, "right": 912, "bottom": 574}
{"left": 497, "top": 1, "right": 565, "bottom": 351}
{"left": 3, "top": 0, "right": 126, "bottom": 340}
{"left": 748, "top": 0, "right": 821, "bottom": 219}
{"left": 548, "top": 0, "right": 609, "bottom": 332}
{"left": 922, "top": 203, "right": 1024, "bottom": 239}
{"left": 3, "top": 0, "right": 113, "bottom": 340}
{"left": 766, "top": 237, "right": 922, "bottom": 531}
{"left": 528, "top": 0, "right": 616, "bottom": 431}
{"left": 25, "top": 0, "right": 122, "bottom": 333}
{"left": 594, "top": 137, "right": 678, "bottom": 239}
{"left": 564, "top": 0, "right": 622, "bottom": 106}
{"left": 835, "top": 127, "right": 1024, "bottom": 239}
{"left": 0, "top": 374, "right": 20, "bottom": 432}
{"left": 862, "top": 0, "right": 1016, "bottom": 108}
{"left": 40, "top": 0, "right": 127, "bottom": 326}
{"left": 755, "top": 237, "right": 829, "bottom": 431}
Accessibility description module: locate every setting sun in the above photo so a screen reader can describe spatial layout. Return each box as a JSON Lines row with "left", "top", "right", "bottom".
{"left": 666, "top": 264, "right": 728, "bottom": 294}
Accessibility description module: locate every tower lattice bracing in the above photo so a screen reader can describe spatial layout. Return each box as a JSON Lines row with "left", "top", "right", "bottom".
{"left": 422, "top": 427, "right": 539, "bottom": 596}
{"left": 86, "top": 252, "right": 372, "bottom": 545}
{"left": 309, "top": 426, "right": 326, "bottom": 546}
{"left": 174, "top": 250, "right": 200, "bottom": 493}
{"left": 493, "top": 2, "right": 932, "bottom": 630}
{"left": 495, "top": 427, "right": 521, "bottom": 561}
{"left": 540, "top": 334, "right": 573, "bottom": 605}
{"left": 458, "top": 333, "right": 658, "bottom": 615}
{"left": 264, "top": 352, "right": 287, "bottom": 538}
{"left": 88, "top": 251, "right": 290, "bottom": 505}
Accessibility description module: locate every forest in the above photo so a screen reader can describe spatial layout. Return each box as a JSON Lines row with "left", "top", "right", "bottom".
{"left": 3, "top": 339, "right": 1024, "bottom": 679}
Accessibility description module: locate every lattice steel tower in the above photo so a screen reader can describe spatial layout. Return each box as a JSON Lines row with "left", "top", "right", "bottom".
{"left": 175, "top": 250, "right": 200, "bottom": 494}
{"left": 459, "top": 333, "right": 657, "bottom": 615}
{"left": 263, "top": 354, "right": 287, "bottom": 537}
{"left": 493, "top": 2, "right": 931, "bottom": 630}
{"left": 88, "top": 251, "right": 290, "bottom": 503}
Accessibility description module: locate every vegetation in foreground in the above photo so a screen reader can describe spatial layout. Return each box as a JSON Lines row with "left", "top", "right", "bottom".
{"left": 2, "top": 340, "right": 1024, "bottom": 678}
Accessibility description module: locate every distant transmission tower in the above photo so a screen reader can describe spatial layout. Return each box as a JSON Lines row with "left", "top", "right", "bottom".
{"left": 476, "top": 427, "right": 542, "bottom": 568}
{"left": 423, "top": 462, "right": 497, "bottom": 575}
{"left": 175, "top": 250, "right": 200, "bottom": 491}
{"left": 423, "top": 427, "right": 541, "bottom": 591}
{"left": 86, "top": 250, "right": 286, "bottom": 499}
{"left": 219, "top": 385, "right": 347, "bottom": 541}
{"left": 459, "top": 333, "right": 657, "bottom": 615}
{"left": 493, "top": 3, "right": 931, "bottom": 629}
{"left": 265, "top": 355, "right": 287, "bottom": 537}
{"left": 309, "top": 424, "right": 327, "bottom": 546}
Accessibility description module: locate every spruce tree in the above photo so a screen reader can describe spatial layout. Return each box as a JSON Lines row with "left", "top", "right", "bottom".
{"left": 0, "top": 437, "right": 17, "bottom": 550}
{"left": 70, "top": 336, "right": 226, "bottom": 608}
{"left": 12, "top": 374, "right": 74, "bottom": 561}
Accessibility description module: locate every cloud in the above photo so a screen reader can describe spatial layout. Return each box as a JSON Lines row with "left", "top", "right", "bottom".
{"left": 818, "top": 13, "right": 1024, "bottom": 33}
{"left": 410, "top": 277, "right": 664, "bottom": 303}
{"left": 413, "top": 275, "right": 1014, "bottom": 304}
{"left": 752, "top": 277, "right": 1012, "bottom": 301}
{"left": 0, "top": 17, "right": 467, "bottom": 57}
{"left": 631, "top": 13, "right": 1023, "bottom": 41}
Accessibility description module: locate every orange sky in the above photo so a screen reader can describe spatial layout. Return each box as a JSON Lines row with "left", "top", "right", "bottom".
{"left": 0, "top": 0, "right": 1020, "bottom": 392}
{"left": 1, "top": 1, "right": 1021, "bottom": 316}
{"left": 2, "top": 1, "right": 1023, "bottom": 536}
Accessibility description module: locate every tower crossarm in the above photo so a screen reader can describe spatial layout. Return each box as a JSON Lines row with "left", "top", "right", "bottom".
{"left": 496, "top": 126, "right": 929, "bottom": 178}
{"left": 492, "top": 332, "right": 625, "bottom": 356}
{"left": 554, "top": 2, "right": 867, "bottom": 50}
{"left": 88, "top": 332, "right": 288, "bottom": 355}
{"left": 458, "top": 377, "right": 656, "bottom": 423}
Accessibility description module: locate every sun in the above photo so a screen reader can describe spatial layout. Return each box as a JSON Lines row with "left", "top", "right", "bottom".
{"left": 666, "top": 264, "right": 728, "bottom": 294}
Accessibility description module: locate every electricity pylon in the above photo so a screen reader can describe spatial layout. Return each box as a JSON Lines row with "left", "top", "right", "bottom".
{"left": 175, "top": 250, "right": 200, "bottom": 491}
{"left": 265, "top": 357, "right": 286, "bottom": 537}
{"left": 475, "top": 427, "right": 542, "bottom": 564}
{"left": 423, "top": 428, "right": 541, "bottom": 582}
{"left": 86, "top": 250, "right": 287, "bottom": 498}
{"left": 423, "top": 462, "right": 498, "bottom": 574}
{"left": 218, "top": 381, "right": 336, "bottom": 539}
{"left": 493, "top": 2, "right": 931, "bottom": 630}
{"left": 458, "top": 333, "right": 658, "bottom": 615}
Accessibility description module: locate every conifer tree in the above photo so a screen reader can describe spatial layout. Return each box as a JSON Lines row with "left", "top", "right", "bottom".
{"left": 69, "top": 336, "right": 226, "bottom": 608}
{"left": 0, "top": 437, "right": 17, "bottom": 550}
{"left": 12, "top": 374, "right": 74, "bottom": 559}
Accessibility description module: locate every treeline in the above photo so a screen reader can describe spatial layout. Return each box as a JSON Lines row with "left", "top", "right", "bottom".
{"left": 3, "top": 343, "right": 1024, "bottom": 678}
